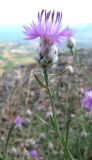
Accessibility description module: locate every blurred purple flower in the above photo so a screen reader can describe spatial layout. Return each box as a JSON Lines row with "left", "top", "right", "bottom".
{"left": 23, "top": 10, "right": 73, "bottom": 43}
{"left": 14, "top": 115, "right": 24, "bottom": 125}
{"left": 81, "top": 89, "right": 92, "bottom": 112}
{"left": 29, "top": 149, "right": 39, "bottom": 158}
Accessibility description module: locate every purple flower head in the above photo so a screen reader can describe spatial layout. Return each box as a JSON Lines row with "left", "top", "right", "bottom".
{"left": 81, "top": 89, "right": 92, "bottom": 112}
{"left": 23, "top": 10, "right": 73, "bottom": 43}
{"left": 14, "top": 115, "right": 24, "bottom": 125}
{"left": 29, "top": 149, "right": 39, "bottom": 158}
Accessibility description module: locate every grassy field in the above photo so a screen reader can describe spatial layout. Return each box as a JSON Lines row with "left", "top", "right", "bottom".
{"left": 0, "top": 41, "right": 92, "bottom": 159}
{"left": 0, "top": 41, "right": 37, "bottom": 74}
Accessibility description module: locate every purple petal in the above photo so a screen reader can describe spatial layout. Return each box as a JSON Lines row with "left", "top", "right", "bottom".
{"left": 14, "top": 115, "right": 24, "bottom": 125}
{"left": 45, "top": 11, "right": 51, "bottom": 21}
{"left": 56, "top": 12, "right": 60, "bottom": 22}
{"left": 60, "top": 12, "right": 62, "bottom": 22}
{"left": 81, "top": 89, "right": 92, "bottom": 112}
{"left": 38, "top": 12, "right": 40, "bottom": 20}
{"left": 58, "top": 26, "right": 73, "bottom": 37}
{"left": 29, "top": 149, "right": 39, "bottom": 158}
{"left": 23, "top": 10, "right": 74, "bottom": 43}
{"left": 52, "top": 10, "right": 55, "bottom": 22}
{"left": 41, "top": 9, "right": 45, "bottom": 18}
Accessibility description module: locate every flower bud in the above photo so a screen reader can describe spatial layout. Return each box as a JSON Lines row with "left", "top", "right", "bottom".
{"left": 65, "top": 65, "right": 74, "bottom": 74}
{"left": 47, "top": 142, "right": 54, "bottom": 151}
{"left": 81, "top": 130, "right": 88, "bottom": 138}
{"left": 38, "top": 132, "right": 46, "bottom": 140}
{"left": 26, "top": 109, "right": 32, "bottom": 117}
{"left": 1, "top": 136, "right": 5, "bottom": 142}
{"left": 36, "top": 42, "right": 58, "bottom": 68}
{"left": 67, "top": 37, "right": 76, "bottom": 49}
{"left": 45, "top": 111, "right": 53, "bottom": 119}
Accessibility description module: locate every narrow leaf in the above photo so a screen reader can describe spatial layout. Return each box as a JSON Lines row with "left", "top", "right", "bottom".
{"left": 34, "top": 113, "right": 47, "bottom": 125}
{"left": 34, "top": 74, "right": 46, "bottom": 88}
{"left": 49, "top": 115, "right": 56, "bottom": 128}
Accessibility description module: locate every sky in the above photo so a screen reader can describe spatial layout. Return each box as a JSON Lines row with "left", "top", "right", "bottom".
{"left": 0, "top": 0, "right": 92, "bottom": 25}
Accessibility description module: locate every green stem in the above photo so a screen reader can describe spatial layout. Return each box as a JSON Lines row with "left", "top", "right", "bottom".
{"left": 65, "top": 85, "right": 71, "bottom": 147}
{"left": 3, "top": 124, "right": 15, "bottom": 160}
{"left": 43, "top": 68, "right": 74, "bottom": 160}
{"left": 71, "top": 48, "right": 79, "bottom": 64}
{"left": 65, "top": 118, "right": 71, "bottom": 146}
{"left": 76, "top": 135, "right": 82, "bottom": 160}
{"left": 64, "top": 117, "right": 71, "bottom": 159}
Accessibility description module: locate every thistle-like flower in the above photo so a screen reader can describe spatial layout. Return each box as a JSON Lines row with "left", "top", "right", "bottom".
{"left": 29, "top": 149, "right": 39, "bottom": 158}
{"left": 14, "top": 115, "right": 24, "bottom": 125}
{"left": 24, "top": 10, "right": 73, "bottom": 68}
{"left": 81, "top": 89, "right": 92, "bottom": 112}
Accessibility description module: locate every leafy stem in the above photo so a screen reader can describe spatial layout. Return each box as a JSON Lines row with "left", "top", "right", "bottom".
{"left": 43, "top": 68, "right": 74, "bottom": 160}
{"left": 3, "top": 124, "right": 15, "bottom": 160}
